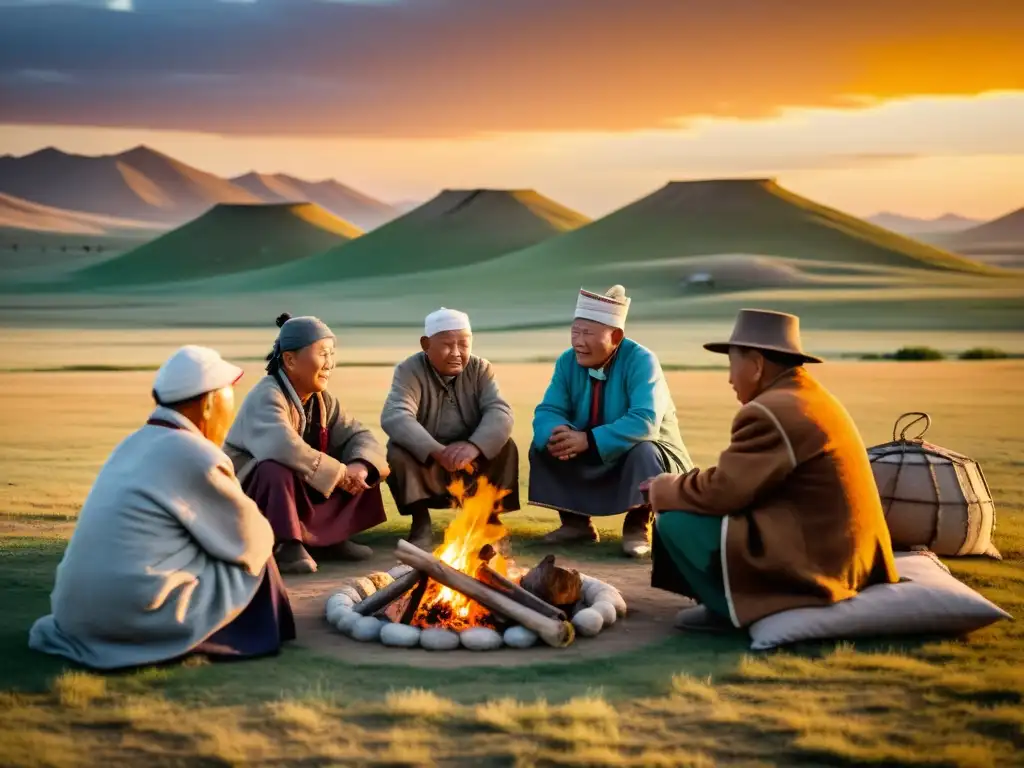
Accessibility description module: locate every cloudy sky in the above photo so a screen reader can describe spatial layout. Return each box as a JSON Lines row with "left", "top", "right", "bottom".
{"left": 0, "top": 0, "right": 1021, "bottom": 218}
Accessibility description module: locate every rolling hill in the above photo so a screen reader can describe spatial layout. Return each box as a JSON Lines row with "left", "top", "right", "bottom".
{"left": 0, "top": 192, "right": 160, "bottom": 235}
{"left": 73, "top": 203, "right": 363, "bottom": 286}
{"left": 0, "top": 146, "right": 260, "bottom": 224}
{"left": 458, "top": 178, "right": 993, "bottom": 281}
{"left": 231, "top": 172, "right": 397, "bottom": 230}
{"left": 235, "top": 188, "right": 590, "bottom": 288}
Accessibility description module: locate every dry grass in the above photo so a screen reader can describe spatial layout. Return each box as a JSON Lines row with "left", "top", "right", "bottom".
{"left": 381, "top": 688, "right": 461, "bottom": 720}
{"left": 1, "top": 666, "right": 1023, "bottom": 767}
{"left": 0, "top": 355, "right": 1022, "bottom": 766}
{"left": 50, "top": 670, "right": 107, "bottom": 708}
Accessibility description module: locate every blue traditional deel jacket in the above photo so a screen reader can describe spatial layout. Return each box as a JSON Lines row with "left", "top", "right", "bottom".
{"left": 532, "top": 338, "right": 693, "bottom": 470}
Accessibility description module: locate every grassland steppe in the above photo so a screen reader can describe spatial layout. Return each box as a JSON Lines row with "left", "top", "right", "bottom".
{"left": 1, "top": 353, "right": 1023, "bottom": 767}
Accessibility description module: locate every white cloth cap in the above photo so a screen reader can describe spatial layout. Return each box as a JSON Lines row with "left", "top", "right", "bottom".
{"left": 574, "top": 285, "right": 630, "bottom": 329}
{"left": 152, "top": 345, "right": 244, "bottom": 404}
{"left": 424, "top": 307, "right": 472, "bottom": 337}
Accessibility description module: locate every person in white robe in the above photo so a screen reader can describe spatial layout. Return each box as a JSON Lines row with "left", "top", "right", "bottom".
{"left": 28, "top": 346, "right": 293, "bottom": 670}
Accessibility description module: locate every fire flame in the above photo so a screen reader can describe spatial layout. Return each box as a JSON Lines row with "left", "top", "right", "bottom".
{"left": 410, "top": 476, "right": 510, "bottom": 631}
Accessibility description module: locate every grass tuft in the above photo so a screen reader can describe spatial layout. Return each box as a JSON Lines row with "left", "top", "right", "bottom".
{"left": 51, "top": 671, "right": 107, "bottom": 708}
{"left": 381, "top": 688, "right": 460, "bottom": 720}
{"left": 670, "top": 673, "right": 719, "bottom": 703}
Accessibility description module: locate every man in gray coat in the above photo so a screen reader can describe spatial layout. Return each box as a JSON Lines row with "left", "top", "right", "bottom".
{"left": 381, "top": 308, "right": 519, "bottom": 549}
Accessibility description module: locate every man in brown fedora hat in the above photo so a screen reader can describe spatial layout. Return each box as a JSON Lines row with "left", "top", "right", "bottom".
{"left": 644, "top": 309, "right": 898, "bottom": 633}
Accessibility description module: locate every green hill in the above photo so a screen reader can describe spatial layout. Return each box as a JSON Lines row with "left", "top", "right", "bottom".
{"left": 235, "top": 189, "right": 589, "bottom": 288}
{"left": 74, "top": 202, "right": 362, "bottom": 286}
{"left": 207, "top": 177, "right": 1001, "bottom": 330}
{"left": 474, "top": 178, "right": 992, "bottom": 279}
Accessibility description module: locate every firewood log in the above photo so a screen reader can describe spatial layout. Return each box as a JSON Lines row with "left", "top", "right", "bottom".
{"left": 354, "top": 569, "right": 423, "bottom": 616}
{"left": 395, "top": 540, "right": 575, "bottom": 648}
{"left": 520, "top": 554, "right": 583, "bottom": 610}
{"left": 475, "top": 564, "right": 567, "bottom": 621}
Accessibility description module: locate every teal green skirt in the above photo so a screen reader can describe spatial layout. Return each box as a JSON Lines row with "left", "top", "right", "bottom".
{"left": 651, "top": 511, "right": 730, "bottom": 620}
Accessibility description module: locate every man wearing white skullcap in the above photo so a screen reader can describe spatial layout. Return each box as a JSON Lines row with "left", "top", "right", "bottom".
{"left": 381, "top": 307, "right": 519, "bottom": 549}
{"left": 30, "top": 346, "right": 296, "bottom": 670}
{"left": 529, "top": 286, "right": 693, "bottom": 557}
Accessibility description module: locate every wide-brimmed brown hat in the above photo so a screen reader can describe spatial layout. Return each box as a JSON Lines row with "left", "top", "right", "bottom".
{"left": 704, "top": 309, "right": 823, "bottom": 363}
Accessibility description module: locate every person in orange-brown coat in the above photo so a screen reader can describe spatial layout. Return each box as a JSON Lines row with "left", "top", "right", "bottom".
{"left": 644, "top": 309, "right": 898, "bottom": 633}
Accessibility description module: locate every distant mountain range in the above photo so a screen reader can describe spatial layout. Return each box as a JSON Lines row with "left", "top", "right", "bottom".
{"left": 0, "top": 146, "right": 400, "bottom": 232}
{"left": 230, "top": 172, "right": 396, "bottom": 230}
{"left": 866, "top": 212, "right": 981, "bottom": 235}
{"left": 0, "top": 191, "right": 162, "bottom": 236}
{"left": 954, "top": 205, "right": 1024, "bottom": 241}
{"left": 946, "top": 206, "right": 1024, "bottom": 251}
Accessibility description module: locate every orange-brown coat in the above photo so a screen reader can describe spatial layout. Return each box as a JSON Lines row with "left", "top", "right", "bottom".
{"left": 649, "top": 367, "right": 898, "bottom": 627}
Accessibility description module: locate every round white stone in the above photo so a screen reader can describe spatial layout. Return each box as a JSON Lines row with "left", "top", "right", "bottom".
{"left": 503, "top": 626, "right": 538, "bottom": 648}
{"left": 572, "top": 607, "right": 604, "bottom": 637}
{"left": 338, "top": 586, "right": 362, "bottom": 604}
{"left": 380, "top": 623, "right": 422, "bottom": 648}
{"left": 590, "top": 600, "right": 617, "bottom": 626}
{"left": 460, "top": 627, "right": 503, "bottom": 651}
{"left": 387, "top": 564, "right": 414, "bottom": 580}
{"left": 327, "top": 593, "right": 355, "bottom": 613}
{"left": 326, "top": 601, "right": 349, "bottom": 625}
{"left": 420, "top": 628, "right": 460, "bottom": 651}
{"left": 351, "top": 616, "right": 384, "bottom": 642}
{"left": 581, "top": 575, "right": 608, "bottom": 603}
{"left": 593, "top": 589, "right": 627, "bottom": 617}
{"left": 335, "top": 610, "right": 361, "bottom": 635}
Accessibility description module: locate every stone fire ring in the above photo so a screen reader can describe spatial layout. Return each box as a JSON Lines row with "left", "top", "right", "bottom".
{"left": 324, "top": 565, "right": 628, "bottom": 651}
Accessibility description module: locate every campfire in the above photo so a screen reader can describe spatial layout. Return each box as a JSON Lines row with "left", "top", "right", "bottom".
{"left": 404, "top": 477, "right": 513, "bottom": 632}
{"left": 325, "top": 478, "right": 628, "bottom": 651}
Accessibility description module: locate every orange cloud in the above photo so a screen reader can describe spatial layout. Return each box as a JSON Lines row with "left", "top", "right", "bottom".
{"left": 0, "top": 0, "right": 1021, "bottom": 137}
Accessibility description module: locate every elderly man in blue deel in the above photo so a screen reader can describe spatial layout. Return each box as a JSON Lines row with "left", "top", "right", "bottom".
{"left": 528, "top": 285, "right": 694, "bottom": 557}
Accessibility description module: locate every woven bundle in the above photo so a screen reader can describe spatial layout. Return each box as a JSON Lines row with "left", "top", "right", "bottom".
{"left": 868, "top": 413, "right": 999, "bottom": 559}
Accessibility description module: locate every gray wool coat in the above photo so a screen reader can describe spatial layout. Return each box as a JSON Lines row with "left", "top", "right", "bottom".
{"left": 29, "top": 406, "right": 274, "bottom": 670}
{"left": 225, "top": 374, "right": 390, "bottom": 498}
{"left": 380, "top": 353, "right": 514, "bottom": 462}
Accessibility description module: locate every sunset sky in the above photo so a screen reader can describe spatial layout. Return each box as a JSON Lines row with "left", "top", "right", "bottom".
{"left": 0, "top": 0, "right": 1021, "bottom": 219}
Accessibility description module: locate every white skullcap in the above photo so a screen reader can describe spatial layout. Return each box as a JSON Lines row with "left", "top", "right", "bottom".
{"left": 574, "top": 285, "right": 630, "bottom": 330}
{"left": 424, "top": 307, "right": 472, "bottom": 337}
{"left": 152, "top": 345, "right": 244, "bottom": 404}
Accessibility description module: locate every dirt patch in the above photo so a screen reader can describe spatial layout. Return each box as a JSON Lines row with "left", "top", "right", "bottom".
{"left": 286, "top": 551, "right": 693, "bottom": 668}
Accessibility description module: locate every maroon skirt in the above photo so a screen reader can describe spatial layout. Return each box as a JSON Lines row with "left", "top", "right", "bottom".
{"left": 243, "top": 460, "right": 387, "bottom": 546}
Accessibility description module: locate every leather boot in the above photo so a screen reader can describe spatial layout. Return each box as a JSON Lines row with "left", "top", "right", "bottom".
{"left": 405, "top": 508, "right": 434, "bottom": 551}
{"left": 541, "top": 511, "right": 600, "bottom": 544}
{"left": 621, "top": 506, "right": 652, "bottom": 558}
{"left": 674, "top": 605, "right": 734, "bottom": 633}
{"left": 275, "top": 540, "right": 317, "bottom": 574}
{"left": 326, "top": 540, "right": 373, "bottom": 561}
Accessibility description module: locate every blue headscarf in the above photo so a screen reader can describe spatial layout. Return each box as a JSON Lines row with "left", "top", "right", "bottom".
{"left": 265, "top": 313, "right": 335, "bottom": 372}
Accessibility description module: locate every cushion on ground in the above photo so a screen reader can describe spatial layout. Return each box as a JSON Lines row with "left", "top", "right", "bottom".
{"left": 748, "top": 551, "right": 1012, "bottom": 650}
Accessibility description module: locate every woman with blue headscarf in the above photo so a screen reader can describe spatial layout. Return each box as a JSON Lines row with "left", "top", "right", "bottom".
{"left": 225, "top": 313, "right": 390, "bottom": 573}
